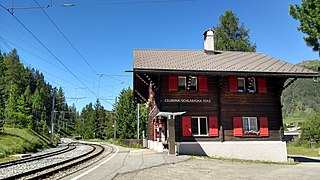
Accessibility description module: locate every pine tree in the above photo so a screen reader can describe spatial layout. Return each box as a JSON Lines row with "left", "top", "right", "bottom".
{"left": 290, "top": 0, "right": 320, "bottom": 55}
{"left": 214, "top": 10, "right": 256, "bottom": 52}
{"left": 95, "top": 99, "right": 106, "bottom": 139}
{"left": 0, "top": 52, "right": 4, "bottom": 131}
{"left": 115, "top": 88, "right": 137, "bottom": 139}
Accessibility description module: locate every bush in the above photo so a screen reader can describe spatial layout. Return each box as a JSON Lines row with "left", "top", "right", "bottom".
{"left": 300, "top": 112, "right": 320, "bottom": 142}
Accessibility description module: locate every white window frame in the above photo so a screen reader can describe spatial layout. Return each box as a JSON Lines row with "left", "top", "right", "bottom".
{"left": 237, "top": 77, "right": 245, "bottom": 93}
{"left": 191, "top": 116, "right": 208, "bottom": 136}
{"left": 242, "top": 117, "right": 258, "bottom": 132}
{"left": 178, "top": 76, "right": 186, "bottom": 91}
{"left": 188, "top": 76, "right": 198, "bottom": 92}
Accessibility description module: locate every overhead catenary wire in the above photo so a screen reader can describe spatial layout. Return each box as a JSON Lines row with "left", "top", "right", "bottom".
{"left": 73, "top": 0, "right": 195, "bottom": 7}
{"left": 34, "top": 0, "right": 98, "bottom": 76}
{"left": 33, "top": 0, "right": 123, "bottom": 99}
{"left": 0, "top": 3, "right": 97, "bottom": 97}
{"left": 0, "top": 25, "right": 96, "bottom": 80}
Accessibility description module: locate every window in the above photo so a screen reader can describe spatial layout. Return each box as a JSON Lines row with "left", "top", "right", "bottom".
{"left": 188, "top": 76, "right": 197, "bottom": 91}
{"left": 191, "top": 117, "right": 208, "bottom": 136}
{"left": 178, "top": 76, "right": 186, "bottom": 91}
{"left": 247, "top": 77, "right": 256, "bottom": 93}
{"left": 236, "top": 77, "right": 256, "bottom": 93}
{"left": 237, "top": 78, "right": 245, "bottom": 92}
{"left": 178, "top": 76, "right": 199, "bottom": 92}
{"left": 242, "top": 117, "right": 258, "bottom": 132}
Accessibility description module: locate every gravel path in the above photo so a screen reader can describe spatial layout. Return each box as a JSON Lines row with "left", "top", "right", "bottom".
{"left": 115, "top": 157, "right": 320, "bottom": 180}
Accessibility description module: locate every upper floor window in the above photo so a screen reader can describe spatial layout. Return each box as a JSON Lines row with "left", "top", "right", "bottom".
{"left": 168, "top": 75, "right": 208, "bottom": 92}
{"left": 229, "top": 77, "right": 257, "bottom": 93}
{"left": 178, "top": 76, "right": 186, "bottom": 91}
{"left": 188, "top": 76, "right": 197, "bottom": 91}
{"left": 237, "top": 78, "right": 245, "bottom": 92}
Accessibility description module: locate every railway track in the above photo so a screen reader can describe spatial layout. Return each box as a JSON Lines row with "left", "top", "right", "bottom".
{"left": 0, "top": 143, "right": 75, "bottom": 169}
{"left": 0, "top": 142, "right": 107, "bottom": 180}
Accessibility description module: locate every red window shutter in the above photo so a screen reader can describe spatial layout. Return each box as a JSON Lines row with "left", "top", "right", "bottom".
{"left": 260, "top": 117, "right": 269, "bottom": 136}
{"left": 198, "top": 76, "right": 208, "bottom": 92}
{"left": 168, "top": 76, "right": 178, "bottom": 92}
{"left": 182, "top": 116, "right": 192, "bottom": 136}
{"left": 209, "top": 116, "right": 218, "bottom": 136}
{"left": 258, "top": 77, "right": 267, "bottom": 93}
{"left": 229, "top": 77, "right": 238, "bottom": 92}
{"left": 233, "top": 117, "right": 243, "bottom": 136}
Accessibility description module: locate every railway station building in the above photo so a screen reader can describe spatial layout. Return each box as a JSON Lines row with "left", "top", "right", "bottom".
{"left": 132, "top": 29, "right": 319, "bottom": 162}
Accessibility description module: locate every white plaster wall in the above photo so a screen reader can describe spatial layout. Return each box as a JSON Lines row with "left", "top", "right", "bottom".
{"left": 148, "top": 140, "right": 164, "bottom": 152}
{"left": 177, "top": 141, "right": 288, "bottom": 162}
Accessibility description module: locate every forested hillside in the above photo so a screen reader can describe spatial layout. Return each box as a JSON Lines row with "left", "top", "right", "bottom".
{"left": 282, "top": 60, "right": 320, "bottom": 124}
{"left": 0, "top": 49, "right": 76, "bottom": 137}
{"left": 1, "top": 49, "right": 147, "bottom": 142}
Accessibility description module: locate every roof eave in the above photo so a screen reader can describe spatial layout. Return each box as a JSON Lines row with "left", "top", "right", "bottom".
{"left": 133, "top": 68, "right": 319, "bottom": 78}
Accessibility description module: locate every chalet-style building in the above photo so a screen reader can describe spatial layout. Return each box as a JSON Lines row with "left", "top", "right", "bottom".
{"left": 132, "top": 29, "right": 319, "bottom": 162}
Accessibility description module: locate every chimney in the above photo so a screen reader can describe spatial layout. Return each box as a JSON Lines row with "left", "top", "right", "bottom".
{"left": 203, "top": 29, "right": 215, "bottom": 52}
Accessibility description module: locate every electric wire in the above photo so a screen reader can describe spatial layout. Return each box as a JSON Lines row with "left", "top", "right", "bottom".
{"left": 0, "top": 25, "right": 97, "bottom": 80}
{"left": 74, "top": 0, "right": 195, "bottom": 7}
{"left": 33, "top": 0, "right": 124, "bottom": 99}
{"left": 1, "top": 35, "right": 114, "bottom": 97}
{"left": 0, "top": 3, "right": 97, "bottom": 97}
{"left": 34, "top": 0, "right": 98, "bottom": 75}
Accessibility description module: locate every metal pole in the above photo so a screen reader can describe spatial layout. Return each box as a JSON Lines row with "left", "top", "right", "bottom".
{"left": 50, "top": 92, "right": 55, "bottom": 144}
{"left": 137, "top": 103, "right": 140, "bottom": 139}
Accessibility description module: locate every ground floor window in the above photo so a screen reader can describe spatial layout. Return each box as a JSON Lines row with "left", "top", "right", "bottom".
{"left": 242, "top": 117, "right": 258, "bottom": 134}
{"left": 191, "top": 117, "right": 208, "bottom": 136}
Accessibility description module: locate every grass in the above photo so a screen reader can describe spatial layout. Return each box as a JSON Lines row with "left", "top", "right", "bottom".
{"left": 0, "top": 128, "right": 49, "bottom": 161}
{"left": 283, "top": 111, "right": 309, "bottom": 125}
{"left": 287, "top": 144, "right": 320, "bottom": 157}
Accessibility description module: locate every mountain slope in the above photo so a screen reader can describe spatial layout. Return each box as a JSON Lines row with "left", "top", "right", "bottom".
{"left": 282, "top": 60, "right": 320, "bottom": 124}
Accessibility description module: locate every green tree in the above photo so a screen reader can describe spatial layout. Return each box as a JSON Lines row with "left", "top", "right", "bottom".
{"left": 95, "top": 99, "right": 106, "bottom": 139}
{"left": 115, "top": 88, "right": 137, "bottom": 139}
{"left": 290, "top": 0, "right": 320, "bottom": 54}
{"left": 80, "top": 103, "right": 96, "bottom": 139}
{"left": 214, "top": 10, "right": 256, "bottom": 52}
{"left": 104, "top": 111, "right": 115, "bottom": 139}
{"left": 138, "top": 104, "right": 147, "bottom": 138}
{"left": 15, "top": 94, "right": 33, "bottom": 128}
{"left": 300, "top": 112, "right": 320, "bottom": 142}
{"left": 0, "top": 52, "right": 4, "bottom": 131}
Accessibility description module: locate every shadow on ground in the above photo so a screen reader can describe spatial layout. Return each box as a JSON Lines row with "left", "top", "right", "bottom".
{"left": 288, "top": 156, "right": 320, "bottom": 163}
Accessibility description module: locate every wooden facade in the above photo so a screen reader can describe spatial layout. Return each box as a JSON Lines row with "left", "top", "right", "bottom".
{"left": 132, "top": 32, "right": 318, "bottom": 160}
{"left": 134, "top": 73, "right": 289, "bottom": 144}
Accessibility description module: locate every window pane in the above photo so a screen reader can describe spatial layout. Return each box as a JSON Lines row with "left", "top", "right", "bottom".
{"left": 188, "top": 77, "right": 197, "bottom": 91}
{"left": 199, "top": 118, "right": 207, "bottom": 135}
{"left": 238, "top": 78, "right": 245, "bottom": 92}
{"left": 249, "top": 118, "right": 258, "bottom": 131}
{"left": 247, "top": 77, "right": 256, "bottom": 93}
{"left": 191, "top": 118, "right": 198, "bottom": 135}
{"left": 178, "top": 76, "right": 186, "bottom": 91}
{"left": 242, "top": 118, "right": 249, "bottom": 131}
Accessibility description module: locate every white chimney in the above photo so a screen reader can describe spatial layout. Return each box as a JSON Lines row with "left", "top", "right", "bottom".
{"left": 203, "top": 29, "right": 215, "bottom": 52}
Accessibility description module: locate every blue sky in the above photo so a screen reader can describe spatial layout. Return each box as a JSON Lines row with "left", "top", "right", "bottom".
{"left": 0, "top": 0, "right": 319, "bottom": 111}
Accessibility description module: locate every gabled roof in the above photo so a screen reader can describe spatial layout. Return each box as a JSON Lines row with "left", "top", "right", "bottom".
{"left": 133, "top": 49, "right": 319, "bottom": 77}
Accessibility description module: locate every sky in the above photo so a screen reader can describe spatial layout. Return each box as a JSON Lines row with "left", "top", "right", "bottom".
{"left": 0, "top": 0, "right": 319, "bottom": 111}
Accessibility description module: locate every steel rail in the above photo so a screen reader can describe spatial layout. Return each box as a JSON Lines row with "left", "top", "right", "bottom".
{"left": 2, "top": 143, "right": 105, "bottom": 180}
{"left": 0, "top": 143, "right": 75, "bottom": 168}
